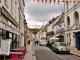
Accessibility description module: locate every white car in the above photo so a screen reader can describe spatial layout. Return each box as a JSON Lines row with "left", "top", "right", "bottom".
{"left": 52, "top": 42, "right": 70, "bottom": 53}
{"left": 39, "top": 40, "right": 47, "bottom": 46}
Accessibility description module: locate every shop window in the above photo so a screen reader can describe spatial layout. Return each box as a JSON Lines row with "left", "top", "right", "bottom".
{"left": 9, "top": 33, "right": 12, "bottom": 49}
{"left": 13, "top": 34, "right": 17, "bottom": 48}
{"left": 3, "top": 30, "right": 6, "bottom": 40}
{"left": 16, "top": 35, "right": 19, "bottom": 47}
{"left": 0, "top": 29, "right": 2, "bottom": 47}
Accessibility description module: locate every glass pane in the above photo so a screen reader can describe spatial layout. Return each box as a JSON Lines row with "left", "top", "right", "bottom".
{"left": 3, "top": 30, "right": 6, "bottom": 40}
{"left": 0, "top": 29, "right": 2, "bottom": 47}
{"left": 9, "top": 33, "right": 12, "bottom": 49}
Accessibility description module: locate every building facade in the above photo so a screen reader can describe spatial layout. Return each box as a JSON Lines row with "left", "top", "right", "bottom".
{"left": 64, "top": 1, "right": 80, "bottom": 49}
{"left": 0, "top": 0, "right": 25, "bottom": 49}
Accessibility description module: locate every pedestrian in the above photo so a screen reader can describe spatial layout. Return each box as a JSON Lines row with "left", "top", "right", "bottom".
{"left": 28, "top": 40, "right": 30, "bottom": 44}
{"left": 36, "top": 40, "right": 39, "bottom": 45}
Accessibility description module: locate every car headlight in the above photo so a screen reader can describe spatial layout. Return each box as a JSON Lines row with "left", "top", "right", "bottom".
{"left": 58, "top": 48, "right": 63, "bottom": 51}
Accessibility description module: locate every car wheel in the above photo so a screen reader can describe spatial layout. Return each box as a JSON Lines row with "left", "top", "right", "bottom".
{"left": 55, "top": 49, "right": 59, "bottom": 54}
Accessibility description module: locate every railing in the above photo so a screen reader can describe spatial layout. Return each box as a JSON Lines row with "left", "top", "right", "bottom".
{"left": 56, "top": 28, "right": 65, "bottom": 34}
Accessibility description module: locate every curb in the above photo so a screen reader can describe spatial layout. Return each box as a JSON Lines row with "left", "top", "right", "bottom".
{"left": 30, "top": 41, "right": 36, "bottom": 60}
{"left": 45, "top": 46, "right": 80, "bottom": 57}
{"left": 32, "top": 48, "right": 36, "bottom": 60}
{"left": 70, "top": 53, "right": 80, "bottom": 57}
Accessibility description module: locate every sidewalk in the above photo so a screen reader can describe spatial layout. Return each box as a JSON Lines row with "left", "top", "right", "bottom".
{"left": 69, "top": 46, "right": 80, "bottom": 56}
{"left": 22, "top": 41, "right": 36, "bottom": 60}
{"left": 22, "top": 45, "right": 30, "bottom": 60}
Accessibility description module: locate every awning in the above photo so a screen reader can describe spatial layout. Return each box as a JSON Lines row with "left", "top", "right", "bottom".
{"left": 54, "top": 33, "right": 64, "bottom": 38}
{"left": 49, "top": 37, "right": 60, "bottom": 40}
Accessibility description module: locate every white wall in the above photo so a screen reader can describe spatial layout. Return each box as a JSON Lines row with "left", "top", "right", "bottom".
{"left": 64, "top": 2, "right": 80, "bottom": 47}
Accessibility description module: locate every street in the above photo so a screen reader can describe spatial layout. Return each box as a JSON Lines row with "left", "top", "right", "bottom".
{"left": 33, "top": 44, "right": 80, "bottom": 60}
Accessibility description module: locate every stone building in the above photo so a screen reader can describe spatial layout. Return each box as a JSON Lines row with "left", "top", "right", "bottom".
{"left": 0, "top": 0, "right": 25, "bottom": 49}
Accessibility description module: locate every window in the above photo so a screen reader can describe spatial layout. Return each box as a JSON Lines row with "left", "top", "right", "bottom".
{"left": 3, "top": 30, "right": 6, "bottom": 40}
{"left": 66, "top": 3, "right": 68, "bottom": 11}
{"left": 13, "top": 34, "right": 17, "bottom": 48}
{"left": 4, "top": 0, "right": 8, "bottom": 8}
{"left": 11, "top": 0, "right": 13, "bottom": 12}
{"left": 15, "top": 1, "right": 17, "bottom": 19}
{"left": 0, "top": 29, "right": 2, "bottom": 47}
{"left": 0, "top": 0, "right": 1, "bottom": 2}
{"left": 18, "top": 8, "right": 20, "bottom": 22}
{"left": 4, "top": 0, "right": 8, "bottom": 4}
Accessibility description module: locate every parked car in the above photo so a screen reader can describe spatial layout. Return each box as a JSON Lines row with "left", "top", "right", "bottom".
{"left": 39, "top": 40, "right": 47, "bottom": 46}
{"left": 52, "top": 42, "right": 70, "bottom": 53}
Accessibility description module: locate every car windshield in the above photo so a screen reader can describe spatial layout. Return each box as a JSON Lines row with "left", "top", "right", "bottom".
{"left": 56, "top": 43, "right": 66, "bottom": 46}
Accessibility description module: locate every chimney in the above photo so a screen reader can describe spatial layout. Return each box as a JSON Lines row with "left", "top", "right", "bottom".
{"left": 49, "top": 21, "right": 52, "bottom": 24}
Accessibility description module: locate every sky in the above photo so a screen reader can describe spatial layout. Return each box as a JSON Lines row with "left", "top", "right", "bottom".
{"left": 24, "top": 0, "right": 64, "bottom": 28}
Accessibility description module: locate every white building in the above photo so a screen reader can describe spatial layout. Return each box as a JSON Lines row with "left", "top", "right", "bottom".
{"left": 64, "top": 1, "right": 80, "bottom": 49}
{"left": 52, "top": 13, "right": 64, "bottom": 42}
{"left": 0, "top": 0, "right": 25, "bottom": 49}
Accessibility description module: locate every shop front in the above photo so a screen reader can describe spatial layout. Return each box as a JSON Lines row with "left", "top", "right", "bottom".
{"left": 75, "top": 32, "right": 80, "bottom": 50}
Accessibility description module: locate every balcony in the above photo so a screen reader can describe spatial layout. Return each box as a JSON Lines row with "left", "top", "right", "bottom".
{"left": 46, "top": 31, "right": 54, "bottom": 36}
{"left": 56, "top": 28, "right": 65, "bottom": 34}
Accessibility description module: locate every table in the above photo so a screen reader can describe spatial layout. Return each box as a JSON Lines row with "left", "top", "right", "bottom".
{"left": 10, "top": 52, "right": 22, "bottom": 55}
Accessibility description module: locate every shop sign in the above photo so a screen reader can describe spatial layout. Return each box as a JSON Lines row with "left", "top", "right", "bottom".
{"left": 0, "top": 39, "right": 12, "bottom": 55}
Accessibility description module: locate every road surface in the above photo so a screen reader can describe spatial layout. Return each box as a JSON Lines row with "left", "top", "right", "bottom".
{"left": 33, "top": 45, "right": 80, "bottom": 60}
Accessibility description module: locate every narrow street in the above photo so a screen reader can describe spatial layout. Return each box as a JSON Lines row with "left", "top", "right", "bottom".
{"left": 33, "top": 44, "right": 80, "bottom": 60}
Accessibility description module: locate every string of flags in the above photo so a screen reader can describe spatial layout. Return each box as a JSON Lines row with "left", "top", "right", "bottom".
{"left": 29, "top": 25, "right": 42, "bottom": 27}
{"left": 33, "top": 0, "right": 80, "bottom": 4}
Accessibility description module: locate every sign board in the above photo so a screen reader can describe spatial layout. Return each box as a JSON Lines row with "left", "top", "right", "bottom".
{"left": 0, "top": 39, "right": 12, "bottom": 55}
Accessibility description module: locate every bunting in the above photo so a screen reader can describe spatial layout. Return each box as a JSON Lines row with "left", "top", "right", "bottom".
{"left": 78, "top": 0, "right": 80, "bottom": 2}
{"left": 49, "top": 0, "right": 52, "bottom": 4}
{"left": 70, "top": 0, "right": 72, "bottom": 3}
{"left": 45, "top": 0, "right": 47, "bottom": 4}
{"left": 37, "top": 0, "right": 39, "bottom": 2}
{"left": 66, "top": 0, "right": 68, "bottom": 4}
{"left": 74, "top": 0, "right": 76, "bottom": 4}
{"left": 42, "top": 0, "right": 44, "bottom": 3}
{"left": 53, "top": 0, "right": 56, "bottom": 4}
{"left": 62, "top": 0, "right": 64, "bottom": 2}
{"left": 58, "top": 0, "right": 60, "bottom": 4}
{"left": 33, "top": 0, "right": 79, "bottom": 4}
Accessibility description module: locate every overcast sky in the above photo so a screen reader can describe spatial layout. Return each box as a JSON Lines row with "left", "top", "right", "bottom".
{"left": 24, "top": 0, "right": 64, "bottom": 28}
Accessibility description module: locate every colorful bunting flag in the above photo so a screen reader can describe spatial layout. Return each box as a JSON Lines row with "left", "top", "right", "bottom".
{"left": 45, "top": 0, "right": 47, "bottom": 4}
{"left": 32, "top": 0, "right": 79, "bottom": 4}
{"left": 58, "top": 0, "right": 60, "bottom": 4}
{"left": 62, "top": 0, "right": 64, "bottom": 2}
{"left": 53, "top": 0, "right": 56, "bottom": 4}
{"left": 66, "top": 0, "right": 68, "bottom": 4}
{"left": 49, "top": 0, "right": 52, "bottom": 4}
{"left": 37, "top": 0, "right": 39, "bottom": 2}
{"left": 74, "top": 0, "right": 76, "bottom": 4}
{"left": 70, "top": 0, "right": 72, "bottom": 3}
{"left": 42, "top": 0, "right": 44, "bottom": 3}
{"left": 78, "top": 0, "right": 80, "bottom": 2}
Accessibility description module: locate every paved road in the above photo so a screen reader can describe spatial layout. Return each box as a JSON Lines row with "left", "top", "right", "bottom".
{"left": 57, "top": 54, "right": 80, "bottom": 60}
{"left": 33, "top": 45, "right": 80, "bottom": 60}
{"left": 33, "top": 45, "right": 63, "bottom": 60}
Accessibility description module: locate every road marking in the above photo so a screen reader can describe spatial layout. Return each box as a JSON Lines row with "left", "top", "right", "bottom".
{"left": 43, "top": 47, "right": 66, "bottom": 60}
